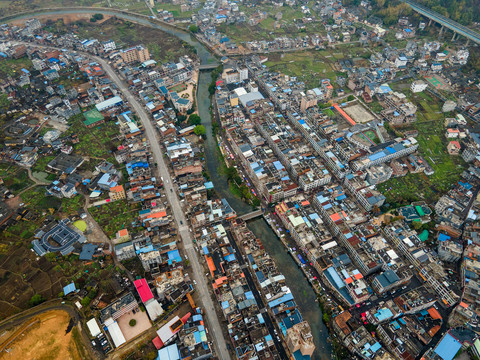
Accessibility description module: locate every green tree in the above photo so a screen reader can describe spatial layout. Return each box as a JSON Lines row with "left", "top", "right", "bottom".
{"left": 29, "top": 294, "right": 46, "bottom": 307}
{"left": 212, "top": 122, "right": 219, "bottom": 135}
{"left": 412, "top": 221, "right": 422, "bottom": 230}
{"left": 0, "top": 94, "right": 10, "bottom": 111}
{"left": 239, "top": 184, "right": 250, "bottom": 200}
{"left": 347, "top": 95, "right": 355, "bottom": 101}
{"left": 208, "top": 83, "right": 216, "bottom": 95}
{"left": 129, "top": 319, "right": 137, "bottom": 327}
{"left": 323, "top": 313, "right": 330, "bottom": 323}
{"left": 189, "top": 114, "right": 202, "bottom": 125}
{"left": 45, "top": 252, "right": 56, "bottom": 262}
{"left": 90, "top": 13, "right": 104, "bottom": 22}
{"left": 225, "top": 166, "right": 237, "bottom": 181}
{"left": 81, "top": 296, "right": 92, "bottom": 307}
{"left": 194, "top": 125, "right": 206, "bottom": 136}
{"left": 189, "top": 25, "right": 199, "bottom": 33}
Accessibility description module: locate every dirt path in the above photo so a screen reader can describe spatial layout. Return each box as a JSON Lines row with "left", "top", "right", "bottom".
{"left": 25, "top": 167, "right": 49, "bottom": 186}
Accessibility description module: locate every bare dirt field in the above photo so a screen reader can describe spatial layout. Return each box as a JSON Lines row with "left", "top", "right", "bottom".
{"left": 371, "top": 213, "right": 395, "bottom": 226}
{"left": 0, "top": 310, "right": 82, "bottom": 360}
{"left": 344, "top": 103, "right": 375, "bottom": 123}
{"left": 116, "top": 308, "right": 151, "bottom": 341}
{"left": 10, "top": 13, "right": 112, "bottom": 27}
{"left": 11, "top": 14, "right": 111, "bottom": 26}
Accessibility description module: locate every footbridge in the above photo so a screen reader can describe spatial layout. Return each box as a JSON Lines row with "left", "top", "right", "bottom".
{"left": 239, "top": 209, "right": 264, "bottom": 221}
{"left": 401, "top": 0, "right": 480, "bottom": 44}
{"left": 199, "top": 63, "right": 219, "bottom": 70}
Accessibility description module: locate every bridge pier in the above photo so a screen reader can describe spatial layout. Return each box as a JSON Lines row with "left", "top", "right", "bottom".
{"left": 466, "top": 39, "right": 470, "bottom": 46}
{"left": 439, "top": 25, "right": 444, "bottom": 35}
{"left": 452, "top": 33, "right": 456, "bottom": 41}
{"left": 428, "top": 19, "right": 432, "bottom": 27}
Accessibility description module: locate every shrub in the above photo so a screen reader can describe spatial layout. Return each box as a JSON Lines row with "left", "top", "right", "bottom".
{"left": 29, "top": 294, "right": 46, "bottom": 307}
{"left": 90, "top": 14, "right": 104, "bottom": 22}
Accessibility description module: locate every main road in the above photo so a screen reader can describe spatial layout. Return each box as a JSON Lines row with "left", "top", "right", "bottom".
{"left": 13, "top": 38, "right": 231, "bottom": 359}
{"left": 92, "top": 56, "right": 232, "bottom": 360}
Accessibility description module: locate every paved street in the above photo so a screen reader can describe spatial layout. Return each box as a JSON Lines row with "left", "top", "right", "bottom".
{"left": 94, "top": 57, "right": 232, "bottom": 360}
{"left": 12, "top": 40, "right": 231, "bottom": 360}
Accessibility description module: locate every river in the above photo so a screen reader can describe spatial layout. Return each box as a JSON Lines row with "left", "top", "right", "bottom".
{"left": 9, "top": 9, "right": 333, "bottom": 359}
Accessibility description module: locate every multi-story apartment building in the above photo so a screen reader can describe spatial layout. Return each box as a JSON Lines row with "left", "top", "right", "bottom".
{"left": 120, "top": 45, "right": 150, "bottom": 64}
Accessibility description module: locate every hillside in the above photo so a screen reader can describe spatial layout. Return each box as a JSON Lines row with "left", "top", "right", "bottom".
{"left": 416, "top": 0, "right": 480, "bottom": 25}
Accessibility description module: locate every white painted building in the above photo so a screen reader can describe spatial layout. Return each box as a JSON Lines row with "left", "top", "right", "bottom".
{"left": 410, "top": 80, "right": 428, "bottom": 93}
{"left": 102, "top": 40, "right": 116, "bottom": 52}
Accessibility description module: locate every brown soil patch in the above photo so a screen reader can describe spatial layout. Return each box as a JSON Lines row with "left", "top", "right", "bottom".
{"left": 371, "top": 213, "right": 394, "bottom": 226}
{"left": 10, "top": 13, "right": 112, "bottom": 27}
{"left": 0, "top": 310, "right": 81, "bottom": 360}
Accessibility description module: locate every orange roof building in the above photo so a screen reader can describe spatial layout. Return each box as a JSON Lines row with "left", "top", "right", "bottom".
{"left": 109, "top": 185, "right": 125, "bottom": 200}
{"left": 427, "top": 307, "right": 442, "bottom": 320}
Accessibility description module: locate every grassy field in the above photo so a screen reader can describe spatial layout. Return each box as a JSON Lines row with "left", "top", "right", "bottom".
{"left": 32, "top": 155, "right": 56, "bottom": 173}
{"left": 0, "top": 0, "right": 102, "bottom": 17}
{"left": 0, "top": 163, "right": 34, "bottom": 194}
{"left": 89, "top": 200, "right": 143, "bottom": 238}
{"left": 0, "top": 0, "right": 151, "bottom": 16}
{"left": 216, "top": 23, "right": 269, "bottom": 42}
{"left": 264, "top": 51, "right": 338, "bottom": 89}
{"left": 378, "top": 117, "right": 466, "bottom": 206}
{"left": 323, "top": 108, "right": 336, "bottom": 117}
{"left": 0, "top": 57, "right": 33, "bottom": 79}
{"left": 412, "top": 91, "right": 443, "bottom": 121}
{"left": 107, "top": 0, "right": 151, "bottom": 14}
{"left": 217, "top": 2, "right": 318, "bottom": 43}
{"left": 155, "top": 2, "right": 193, "bottom": 19}
{"left": 63, "top": 113, "right": 120, "bottom": 160}
{"left": 378, "top": 87, "right": 466, "bottom": 206}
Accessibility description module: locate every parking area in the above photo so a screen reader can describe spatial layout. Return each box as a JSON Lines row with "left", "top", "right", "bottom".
{"left": 117, "top": 307, "right": 151, "bottom": 341}
{"left": 92, "top": 332, "right": 111, "bottom": 354}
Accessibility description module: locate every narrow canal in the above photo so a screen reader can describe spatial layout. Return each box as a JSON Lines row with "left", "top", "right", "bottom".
{"left": 9, "top": 9, "right": 333, "bottom": 359}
